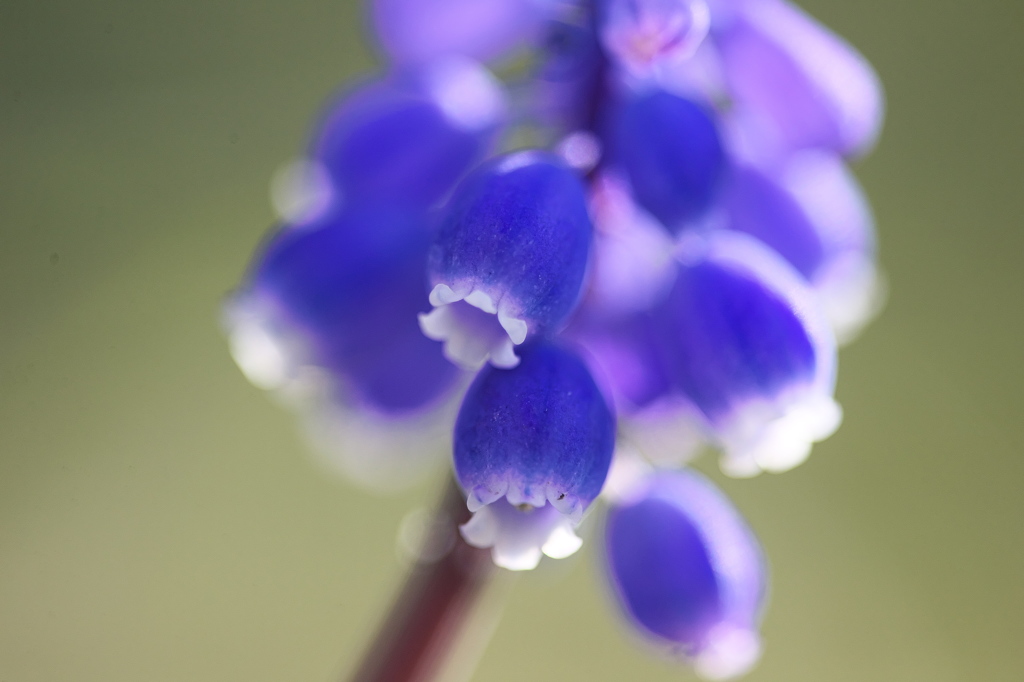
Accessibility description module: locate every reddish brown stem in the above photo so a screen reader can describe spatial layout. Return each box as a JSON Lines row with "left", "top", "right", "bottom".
{"left": 348, "top": 479, "right": 495, "bottom": 682}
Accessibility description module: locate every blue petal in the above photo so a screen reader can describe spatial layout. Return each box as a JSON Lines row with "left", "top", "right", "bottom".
{"left": 604, "top": 468, "right": 766, "bottom": 678}
{"left": 602, "top": 89, "right": 725, "bottom": 232}
{"left": 311, "top": 59, "right": 505, "bottom": 211}
{"left": 454, "top": 340, "right": 615, "bottom": 516}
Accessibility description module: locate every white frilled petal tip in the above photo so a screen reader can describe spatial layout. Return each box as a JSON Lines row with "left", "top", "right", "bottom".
{"left": 222, "top": 296, "right": 302, "bottom": 392}
{"left": 693, "top": 625, "right": 762, "bottom": 681}
{"left": 419, "top": 283, "right": 528, "bottom": 370}
{"left": 228, "top": 318, "right": 292, "bottom": 391}
{"left": 269, "top": 158, "right": 334, "bottom": 225}
{"left": 424, "top": 57, "right": 506, "bottom": 133}
{"left": 467, "top": 480, "right": 585, "bottom": 522}
{"left": 617, "top": 399, "right": 710, "bottom": 467}
{"left": 302, "top": 399, "right": 453, "bottom": 492}
{"left": 820, "top": 259, "right": 887, "bottom": 346}
{"left": 601, "top": 446, "right": 655, "bottom": 504}
{"left": 720, "top": 394, "right": 842, "bottom": 478}
{"left": 460, "top": 498, "right": 584, "bottom": 571}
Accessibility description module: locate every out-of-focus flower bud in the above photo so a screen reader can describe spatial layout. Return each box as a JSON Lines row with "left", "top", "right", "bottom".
{"left": 371, "top": 0, "right": 555, "bottom": 65}
{"left": 721, "top": 150, "right": 882, "bottom": 343}
{"left": 311, "top": 58, "right": 506, "bottom": 211}
{"left": 228, "top": 202, "right": 458, "bottom": 415}
{"left": 717, "top": 0, "right": 884, "bottom": 157}
{"left": 602, "top": 89, "right": 725, "bottom": 232}
{"left": 651, "top": 231, "right": 841, "bottom": 476}
{"left": 603, "top": 468, "right": 766, "bottom": 680}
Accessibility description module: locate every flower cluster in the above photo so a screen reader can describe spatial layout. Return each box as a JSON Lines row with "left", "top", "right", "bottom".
{"left": 226, "top": 0, "right": 882, "bottom": 677}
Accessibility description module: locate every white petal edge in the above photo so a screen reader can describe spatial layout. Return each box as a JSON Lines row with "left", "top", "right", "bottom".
{"left": 420, "top": 283, "right": 528, "bottom": 369}
{"left": 719, "top": 393, "right": 842, "bottom": 478}
{"left": 460, "top": 499, "right": 585, "bottom": 571}
{"left": 693, "top": 625, "right": 762, "bottom": 681}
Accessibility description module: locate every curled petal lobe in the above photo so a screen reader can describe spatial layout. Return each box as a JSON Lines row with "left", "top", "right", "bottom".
{"left": 603, "top": 469, "right": 766, "bottom": 679}
{"left": 422, "top": 151, "right": 593, "bottom": 369}
{"left": 461, "top": 498, "right": 584, "bottom": 571}
{"left": 454, "top": 341, "right": 616, "bottom": 569}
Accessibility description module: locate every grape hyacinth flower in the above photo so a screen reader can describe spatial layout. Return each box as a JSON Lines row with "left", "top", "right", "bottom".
{"left": 420, "top": 151, "right": 593, "bottom": 369}
{"left": 226, "top": 0, "right": 883, "bottom": 678}
{"left": 456, "top": 341, "right": 615, "bottom": 569}
{"left": 604, "top": 466, "right": 766, "bottom": 679}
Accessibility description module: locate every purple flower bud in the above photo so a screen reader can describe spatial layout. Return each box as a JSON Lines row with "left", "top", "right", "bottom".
{"left": 717, "top": 0, "right": 884, "bottom": 156}
{"left": 602, "top": 89, "right": 725, "bottom": 232}
{"left": 311, "top": 58, "right": 506, "bottom": 211}
{"left": 455, "top": 341, "right": 615, "bottom": 570}
{"left": 421, "top": 151, "right": 593, "bottom": 369}
{"left": 227, "top": 202, "right": 458, "bottom": 415}
{"left": 603, "top": 468, "right": 766, "bottom": 679}
{"left": 651, "top": 231, "right": 840, "bottom": 476}
{"left": 722, "top": 151, "right": 881, "bottom": 343}
{"left": 371, "top": 0, "right": 553, "bottom": 65}
{"left": 597, "top": 0, "right": 711, "bottom": 75}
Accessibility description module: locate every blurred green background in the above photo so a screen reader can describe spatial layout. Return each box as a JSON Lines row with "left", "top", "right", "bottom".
{"left": 2, "top": 1, "right": 1022, "bottom": 680}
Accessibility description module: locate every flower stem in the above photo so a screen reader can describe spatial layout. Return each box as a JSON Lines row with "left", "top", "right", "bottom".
{"left": 347, "top": 478, "right": 496, "bottom": 682}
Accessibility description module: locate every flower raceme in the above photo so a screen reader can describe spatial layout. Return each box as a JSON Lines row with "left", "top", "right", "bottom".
{"left": 226, "top": 0, "right": 882, "bottom": 677}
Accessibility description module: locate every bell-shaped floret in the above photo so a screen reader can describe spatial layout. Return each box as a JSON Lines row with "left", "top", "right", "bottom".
{"left": 421, "top": 151, "right": 594, "bottom": 369}
{"left": 454, "top": 341, "right": 616, "bottom": 570}
{"left": 311, "top": 58, "right": 506, "bottom": 211}
{"left": 603, "top": 468, "right": 766, "bottom": 680}
{"left": 597, "top": 0, "right": 711, "bottom": 76}
{"left": 602, "top": 89, "right": 725, "bottom": 232}
{"left": 721, "top": 151, "right": 881, "bottom": 343}
{"left": 651, "top": 231, "right": 840, "bottom": 476}
{"left": 371, "top": 0, "right": 555, "bottom": 65}
{"left": 717, "top": 0, "right": 884, "bottom": 157}
{"left": 228, "top": 202, "right": 459, "bottom": 416}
